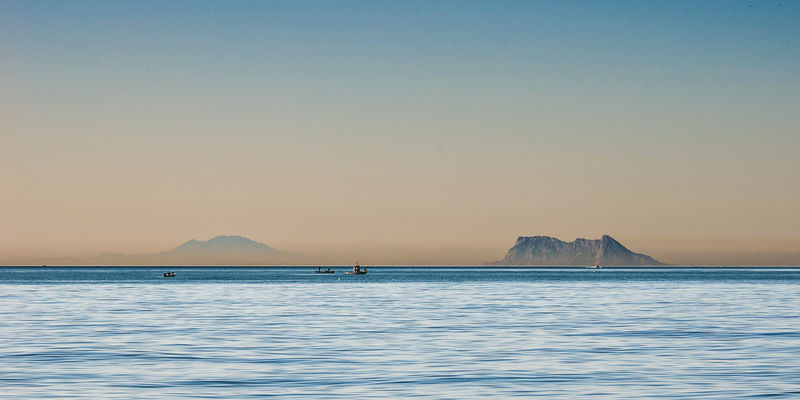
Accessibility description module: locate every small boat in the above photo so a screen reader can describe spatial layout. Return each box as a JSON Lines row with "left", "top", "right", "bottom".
{"left": 163, "top": 271, "right": 176, "bottom": 277}
{"left": 315, "top": 266, "right": 334, "bottom": 274}
{"left": 586, "top": 265, "right": 601, "bottom": 269}
{"left": 345, "top": 263, "right": 367, "bottom": 275}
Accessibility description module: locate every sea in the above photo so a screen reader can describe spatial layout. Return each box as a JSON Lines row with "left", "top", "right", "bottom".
{"left": 1, "top": 266, "right": 799, "bottom": 399}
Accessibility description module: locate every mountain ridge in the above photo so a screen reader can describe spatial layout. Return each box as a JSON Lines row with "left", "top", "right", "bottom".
{"left": 171, "top": 235, "right": 276, "bottom": 253}
{"left": 491, "top": 234, "right": 664, "bottom": 265}
{"left": 67, "top": 235, "right": 299, "bottom": 265}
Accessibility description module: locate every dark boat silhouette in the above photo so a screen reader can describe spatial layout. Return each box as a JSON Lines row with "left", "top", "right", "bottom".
{"left": 315, "top": 266, "right": 334, "bottom": 274}
{"left": 163, "top": 271, "right": 176, "bottom": 277}
{"left": 345, "top": 263, "right": 367, "bottom": 275}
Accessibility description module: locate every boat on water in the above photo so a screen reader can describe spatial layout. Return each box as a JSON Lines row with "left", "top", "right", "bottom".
{"left": 315, "top": 266, "right": 334, "bottom": 274}
{"left": 586, "top": 265, "right": 601, "bottom": 269}
{"left": 345, "top": 263, "right": 367, "bottom": 275}
{"left": 163, "top": 271, "right": 176, "bottom": 277}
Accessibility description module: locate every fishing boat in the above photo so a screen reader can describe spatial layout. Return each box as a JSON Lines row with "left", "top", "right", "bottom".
{"left": 163, "top": 271, "right": 176, "bottom": 277}
{"left": 586, "top": 265, "right": 601, "bottom": 269}
{"left": 315, "top": 266, "right": 334, "bottom": 274}
{"left": 345, "top": 263, "right": 367, "bottom": 275}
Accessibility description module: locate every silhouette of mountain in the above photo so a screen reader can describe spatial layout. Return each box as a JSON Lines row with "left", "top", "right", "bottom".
{"left": 155, "top": 235, "right": 295, "bottom": 264}
{"left": 170, "top": 235, "right": 275, "bottom": 254}
{"left": 491, "top": 235, "right": 664, "bottom": 265}
{"left": 76, "top": 235, "right": 302, "bottom": 265}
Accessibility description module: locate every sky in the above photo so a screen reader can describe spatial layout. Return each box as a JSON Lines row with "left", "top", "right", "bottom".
{"left": 2, "top": 1, "right": 799, "bottom": 265}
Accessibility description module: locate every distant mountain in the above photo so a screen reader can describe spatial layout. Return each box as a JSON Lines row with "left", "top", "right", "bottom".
{"left": 156, "top": 235, "right": 292, "bottom": 264}
{"left": 74, "top": 235, "right": 303, "bottom": 265}
{"left": 491, "top": 235, "right": 664, "bottom": 266}
{"left": 171, "top": 235, "right": 275, "bottom": 254}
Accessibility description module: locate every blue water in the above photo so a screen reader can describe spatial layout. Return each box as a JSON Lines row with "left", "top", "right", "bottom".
{"left": 1, "top": 267, "right": 799, "bottom": 399}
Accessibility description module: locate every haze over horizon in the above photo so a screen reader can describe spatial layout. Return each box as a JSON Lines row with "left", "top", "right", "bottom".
{"left": 3, "top": 1, "right": 799, "bottom": 265}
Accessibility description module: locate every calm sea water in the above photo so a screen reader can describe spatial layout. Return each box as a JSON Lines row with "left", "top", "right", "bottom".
{"left": 1, "top": 267, "right": 799, "bottom": 399}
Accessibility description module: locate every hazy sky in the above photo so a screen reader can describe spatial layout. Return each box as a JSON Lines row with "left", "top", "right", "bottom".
{"left": 2, "top": 1, "right": 799, "bottom": 264}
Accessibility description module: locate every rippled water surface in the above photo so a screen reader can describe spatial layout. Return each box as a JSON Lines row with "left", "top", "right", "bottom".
{"left": 2, "top": 267, "right": 799, "bottom": 399}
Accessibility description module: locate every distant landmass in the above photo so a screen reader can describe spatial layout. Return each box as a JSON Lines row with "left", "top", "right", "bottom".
{"left": 80, "top": 235, "right": 303, "bottom": 265}
{"left": 159, "top": 235, "right": 284, "bottom": 264}
{"left": 491, "top": 235, "right": 664, "bottom": 266}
